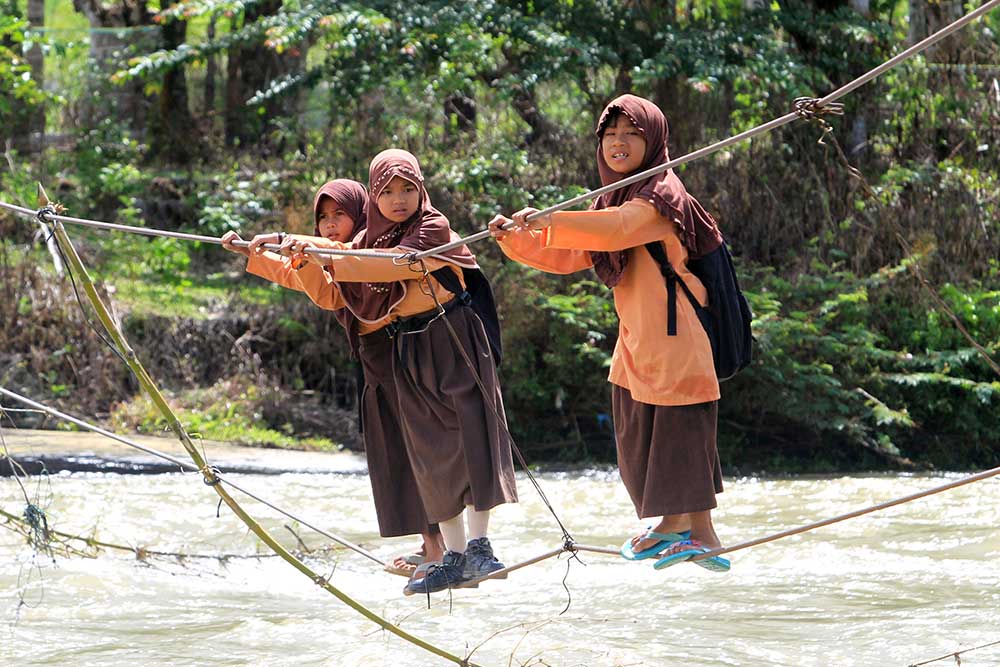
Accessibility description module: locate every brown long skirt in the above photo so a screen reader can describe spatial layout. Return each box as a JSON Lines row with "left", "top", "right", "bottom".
{"left": 357, "top": 332, "right": 436, "bottom": 538}
{"left": 612, "top": 385, "right": 723, "bottom": 519}
{"left": 391, "top": 304, "right": 518, "bottom": 523}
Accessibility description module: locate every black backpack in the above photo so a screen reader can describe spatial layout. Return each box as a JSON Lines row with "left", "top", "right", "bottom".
{"left": 644, "top": 240, "right": 752, "bottom": 381}
{"left": 431, "top": 266, "right": 503, "bottom": 365}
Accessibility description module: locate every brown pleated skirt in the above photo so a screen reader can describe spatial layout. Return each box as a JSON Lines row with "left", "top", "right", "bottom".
{"left": 391, "top": 304, "right": 518, "bottom": 523}
{"left": 612, "top": 385, "right": 723, "bottom": 519}
{"left": 357, "top": 332, "right": 436, "bottom": 538}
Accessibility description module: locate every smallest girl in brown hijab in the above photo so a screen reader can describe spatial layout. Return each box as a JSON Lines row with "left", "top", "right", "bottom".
{"left": 294, "top": 150, "right": 518, "bottom": 595}
{"left": 490, "top": 94, "right": 730, "bottom": 572}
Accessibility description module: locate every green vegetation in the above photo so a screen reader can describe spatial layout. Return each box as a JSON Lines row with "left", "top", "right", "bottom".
{"left": 1, "top": 0, "right": 997, "bottom": 469}
{"left": 110, "top": 378, "right": 340, "bottom": 451}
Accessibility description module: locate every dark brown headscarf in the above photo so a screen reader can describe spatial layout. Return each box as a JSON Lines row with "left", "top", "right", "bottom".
{"left": 337, "top": 149, "right": 477, "bottom": 323}
{"left": 312, "top": 179, "right": 368, "bottom": 237}
{"left": 590, "top": 94, "right": 722, "bottom": 287}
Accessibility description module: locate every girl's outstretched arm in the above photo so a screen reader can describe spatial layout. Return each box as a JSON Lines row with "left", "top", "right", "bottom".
{"left": 545, "top": 199, "right": 668, "bottom": 252}
{"left": 489, "top": 213, "right": 592, "bottom": 275}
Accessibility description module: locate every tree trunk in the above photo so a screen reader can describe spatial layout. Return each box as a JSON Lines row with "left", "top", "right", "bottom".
{"left": 203, "top": 12, "right": 217, "bottom": 117}
{"left": 26, "top": 0, "right": 45, "bottom": 149}
{"left": 71, "top": 0, "right": 154, "bottom": 131}
{"left": 443, "top": 92, "right": 476, "bottom": 139}
{"left": 908, "top": 0, "right": 965, "bottom": 62}
{"left": 224, "top": 0, "right": 304, "bottom": 149}
{"left": 149, "top": 0, "right": 198, "bottom": 162}
{"left": 847, "top": 0, "right": 872, "bottom": 159}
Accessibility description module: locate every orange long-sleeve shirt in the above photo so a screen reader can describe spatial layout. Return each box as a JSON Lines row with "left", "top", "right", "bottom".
{"left": 252, "top": 235, "right": 463, "bottom": 335}
{"left": 245, "top": 245, "right": 347, "bottom": 311}
{"left": 498, "top": 198, "right": 720, "bottom": 406}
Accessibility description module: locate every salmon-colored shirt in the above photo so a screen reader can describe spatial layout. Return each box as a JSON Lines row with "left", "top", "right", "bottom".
{"left": 498, "top": 199, "right": 719, "bottom": 406}
{"left": 249, "top": 235, "right": 462, "bottom": 335}
{"left": 245, "top": 243, "right": 347, "bottom": 311}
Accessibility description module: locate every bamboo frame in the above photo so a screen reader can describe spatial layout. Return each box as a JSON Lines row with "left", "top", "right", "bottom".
{"left": 42, "top": 203, "right": 478, "bottom": 667}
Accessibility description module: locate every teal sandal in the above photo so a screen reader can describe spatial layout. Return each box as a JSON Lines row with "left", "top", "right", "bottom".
{"left": 620, "top": 529, "right": 692, "bottom": 561}
{"left": 690, "top": 548, "right": 731, "bottom": 572}
{"left": 653, "top": 543, "right": 731, "bottom": 572}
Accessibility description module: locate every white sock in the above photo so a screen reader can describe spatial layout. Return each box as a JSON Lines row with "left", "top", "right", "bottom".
{"left": 438, "top": 512, "right": 467, "bottom": 553}
{"left": 466, "top": 506, "right": 490, "bottom": 541}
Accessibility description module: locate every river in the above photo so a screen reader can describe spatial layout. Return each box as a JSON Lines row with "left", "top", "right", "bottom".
{"left": 1, "top": 430, "right": 998, "bottom": 666}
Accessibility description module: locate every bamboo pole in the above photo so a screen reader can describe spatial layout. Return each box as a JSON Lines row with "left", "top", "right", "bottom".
{"left": 39, "top": 185, "right": 478, "bottom": 667}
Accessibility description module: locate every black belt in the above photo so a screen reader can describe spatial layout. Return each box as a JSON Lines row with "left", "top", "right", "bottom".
{"left": 363, "top": 293, "right": 469, "bottom": 343}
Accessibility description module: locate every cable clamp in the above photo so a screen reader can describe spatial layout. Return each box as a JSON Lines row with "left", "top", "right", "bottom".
{"left": 201, "top": 465, "right": 223, "bottom": 486}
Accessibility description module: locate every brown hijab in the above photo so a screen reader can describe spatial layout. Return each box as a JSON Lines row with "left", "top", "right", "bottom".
{"left": 306, "top": 179, "right": 368, "bottom": 332}
{"left": 337, "top": 149, "right": 478, "bottom": 322}
{"left": 312, "top": 179, "right": 368, "bottom": 237}
{"left": 590, "top": 94, "right": 722, "bottom": 288}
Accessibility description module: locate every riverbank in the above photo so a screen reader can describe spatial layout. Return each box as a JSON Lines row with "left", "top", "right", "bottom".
{"left": 1, "top": 428, "right": 367, "bottom": 477}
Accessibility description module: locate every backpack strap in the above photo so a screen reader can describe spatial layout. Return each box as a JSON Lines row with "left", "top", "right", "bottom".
{"left": 644, "top": 241, "right": 700, "bottom": 336}
{"left": 430, "top": 266, "right": 472, "bottom": 305}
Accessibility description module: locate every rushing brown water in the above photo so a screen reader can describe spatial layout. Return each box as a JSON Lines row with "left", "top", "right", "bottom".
{"left": 1, "top": 432, "right": 998, "bottom": 666}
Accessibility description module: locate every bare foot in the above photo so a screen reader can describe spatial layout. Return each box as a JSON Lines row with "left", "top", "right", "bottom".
{"left": 656, "top": 538, "right": 705, "bottom": 558}
{"left": 391, "top": 542, "right": 426, "bottom": 571}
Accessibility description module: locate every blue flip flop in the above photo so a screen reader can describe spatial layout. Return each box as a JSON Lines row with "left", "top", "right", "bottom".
{"left": 689, "top": 548, "right": 731, "bottom": 572}
{"left": 654, "top": 544, "right": 731, "bottom": 572}
{"left": 620, "top": 530, "right": 692, "bottom": 561}
{"left": 652, "top": 545, "right": 698, "bottom": 570}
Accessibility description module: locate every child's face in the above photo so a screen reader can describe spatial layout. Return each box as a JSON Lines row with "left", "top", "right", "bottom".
{"left": 316, "top": 198, "right": 355, "bottom": 242}
{"left": 376, "top": 175, "right": 421, "bottom": 223}
{"left": 601, "top": 114, "right": 647, "bottom": 174}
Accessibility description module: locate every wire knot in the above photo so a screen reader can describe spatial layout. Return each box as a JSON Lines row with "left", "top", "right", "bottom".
{"left": 200, "top": 465, "right": 223, "bottom": 486}
{"left": 35, "top": 205, "right": 56, "bottom": 223}
{"left": 792, "top": 97, "right": 844, "bottom": 122}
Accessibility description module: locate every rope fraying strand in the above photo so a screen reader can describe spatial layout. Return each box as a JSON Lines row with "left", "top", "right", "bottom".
{"left": 23, "top": 503, "right": 51, "bottom": 552}
{"left": 793, "top": 97, "right": 845, "bottom": 137}
{"left": 792, "top": 97, "right": 845, "bottom": 121}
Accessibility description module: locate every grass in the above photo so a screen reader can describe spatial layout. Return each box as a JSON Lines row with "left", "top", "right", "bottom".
{"left": 104, "top": 271, "right": 295, "bottom": 319}
{"left": 111, "top": 379, "right": 342, "bottom": 452}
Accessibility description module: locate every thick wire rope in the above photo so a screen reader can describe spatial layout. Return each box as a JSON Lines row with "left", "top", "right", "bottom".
{"left": 564, "top": 463, "right": 1000, "bottom": 563}
{"left": 909, "top": 639, "right": 1000, "bottom": 667}
{"left": 15, "top": 385, "right": 994, "bottom": 575}
{"left": 0, "top": 386, "right": 386, "bottom": 567}
{"left": 0, "top": 505, "right": 301, "bottom": 562}
{"left": 0, "top": 199, "right": 450, "bottom": 260}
